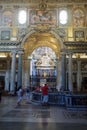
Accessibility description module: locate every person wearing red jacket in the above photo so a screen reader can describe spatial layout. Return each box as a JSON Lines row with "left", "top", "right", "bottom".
{"left": 42, "top": 84, "right": 48, "bottom": 106}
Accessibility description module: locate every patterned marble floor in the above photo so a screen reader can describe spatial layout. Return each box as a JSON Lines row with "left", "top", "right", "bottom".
{"left": 0, "top": 96, "right": 87, "bottom": 130}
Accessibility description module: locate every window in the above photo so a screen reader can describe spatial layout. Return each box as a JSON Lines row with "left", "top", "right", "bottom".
{"left": 18, "top": 10, "right": 27, "bottom": 24}
{"left": 59, "top": 10, "right": 68, "bottom": 25}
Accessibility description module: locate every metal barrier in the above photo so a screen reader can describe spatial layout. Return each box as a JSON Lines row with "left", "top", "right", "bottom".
{"left": 65, "top": 94, "right": 87, "bottom": 110}
{"left": 48, "top": 93, "right": 65, "bottom": 105}
{"left": 31, "top": 91, "right": 87, "bottom": 110}
{"left": 32, "top": 92, "right": 65, "bottom": 106}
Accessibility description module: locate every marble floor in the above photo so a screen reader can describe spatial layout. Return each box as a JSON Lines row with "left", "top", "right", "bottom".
{"left": 0, "top": 96, "right": 87, "bottom": 130}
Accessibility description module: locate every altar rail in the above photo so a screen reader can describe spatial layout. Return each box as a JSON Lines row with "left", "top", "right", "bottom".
{"left": 31, "top": 92, "right": 87, "bottom": 110}
{"left": 65, "top": 94, "right": 87, "bottom": 110}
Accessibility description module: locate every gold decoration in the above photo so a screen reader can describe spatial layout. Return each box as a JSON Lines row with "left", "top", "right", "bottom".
{"left": 39, "top": 0, "right": 47, "bottom": 10}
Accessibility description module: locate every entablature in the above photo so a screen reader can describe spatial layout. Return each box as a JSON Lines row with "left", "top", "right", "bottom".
{"left": 64, "top": 41, "right": 87, "bottom": 51}
{"left": 0, "top": 0, "right": 87, "bottom": 4}
{"left": 0, "top": 41, "right": 21, "bottom": 46}
{"left": 61, "top": 48, "right": 87, "bottom": 54}
{"left": 0, "top": 40, "right": 22, "bottom": 53}
{"left": 64, "top": 41, "right": 87, "bottom": 47}
{"left": 62, "top": 41, "right": 87, "bottom": 54}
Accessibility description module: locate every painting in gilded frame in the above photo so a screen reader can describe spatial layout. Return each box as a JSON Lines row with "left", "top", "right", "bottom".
{"left": 75, "top": 30, "right": 84, "bottom": 41}
{"left": 29, "top": 10, "right": 57, "bottom": 25}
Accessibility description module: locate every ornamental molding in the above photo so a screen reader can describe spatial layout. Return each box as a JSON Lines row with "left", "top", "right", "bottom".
{"left": 39, "top": 0, "right": 47, "bottom": 11}
{"left": 63, "top": 42, "right": 87, "bottom": 53}
{"left": 0, "top": 46, "right": 24, "bottom": 52}
{"left": 0, "top": 41, "right": 22, "bottom": 52}
{"left": 51, "top": 27, "right": 66, "bottom": 41}
{"left": 0, "top": 0, "right": 87, "bottom": 4}
{"left": 61, "top": 48, "right": 87, "bottom": 54}
{"left": 0, "top": 41, "right": 21, "bottom": 46}
{"left": 64, "top": 41, "right": 87, "bottom": 47}
{"left": 20, "top": 25, "right": 65, "bottom": 48}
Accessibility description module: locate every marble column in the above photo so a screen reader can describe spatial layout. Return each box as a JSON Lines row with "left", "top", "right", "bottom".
{"left": 17, "top": 51, "right": 23, "bottom": 88}
{"left": 30, "top": 59, "right": 32, "bottom": 76}
{"left": 56, "top": 58, "right": 58, "bottom": 90}
{"left": 29, "top": 56, "right": 32, "bottom": 86}
{"left": 5, "top": 55, "right": 10, "bottom": 91}
{"left": 10, "top": 51, "right": 16, "bottom": 93}
{"left": 24, "top": 59, "right": 30, "bottom": 87}
{"left": 56, "top": 58, "right": 62, "bottom": 91}
{"left": 77, "top": 60, "right": 82, "bottom": 91}
{"left": 61, "top": 52, "right": 66, "bottom": 91}
{"left": 68, "top": 53, "right": 73, "bottom": 92}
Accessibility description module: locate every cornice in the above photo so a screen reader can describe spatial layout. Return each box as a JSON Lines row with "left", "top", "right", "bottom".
{"left": 0, "top": 0, "right": 87, "bottom": 4}
{"left": 0, "top": 0, "right": 87, "bottom": 3}
{"left": 63, "top": 41, "right": 87, "bottom": 52}
{"left": 0, "top": 47, "right": 24, "bottom": 52}
{"left": 0, "top": 40, "right": 22, "bottom": 52}
{"left": 61, "top": 48, "right": 87, "bottom": 53}
{"left": 64, "top": 41, "right": 87, "bottom": 47}
{"left": 0, "top": 41, "right": 21, "bottom": 46}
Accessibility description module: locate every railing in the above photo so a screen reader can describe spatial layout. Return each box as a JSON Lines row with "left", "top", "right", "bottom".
{"left": 31, "top": 91, "right": 87, "bottom": 110}
{"left": 32, "top": 91, "right": 65, "bottom": 106}
{"left": 32, "top": 92, "right": 42, "bottom": 103}
{"left": 48, "top": 93, "right": 65, "bottom": 105}
{"left": 65, "top": 94, "right": 87, "bottom": 110}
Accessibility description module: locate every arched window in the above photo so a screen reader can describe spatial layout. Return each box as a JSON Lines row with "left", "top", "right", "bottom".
{"left": 18, "top": 10, "right": 27, "bottom": 24}
{"left": 59, "top": 10, "right": 68, "bottom": 25}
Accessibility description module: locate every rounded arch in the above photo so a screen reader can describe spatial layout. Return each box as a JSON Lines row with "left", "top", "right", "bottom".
{"left": 22, "top": 27, "right": 65, "bottom": 59}
{"left": 21, "top": 27, "right": 64, "bottom": 48}
{"left": 23, "top": 39, "right": 60, "bottom": 59}
{"left": 30, "top": 41, "right": 60, "bottom": 57}
{"left": 50, "top": 30, "right": 64, "bottom": 48}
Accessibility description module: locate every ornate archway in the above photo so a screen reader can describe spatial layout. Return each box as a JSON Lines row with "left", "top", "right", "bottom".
{"left": 21, "top": 27, "right": 64, "bottom": 88}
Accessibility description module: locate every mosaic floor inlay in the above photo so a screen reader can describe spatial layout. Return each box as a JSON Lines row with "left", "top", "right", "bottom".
{"left": 63, "top": 111, "right": 87, "bottom": 119}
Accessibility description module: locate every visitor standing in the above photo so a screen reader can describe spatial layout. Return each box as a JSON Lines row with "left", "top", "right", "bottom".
{"left": 17, "top": 86, "right": 24, "bottom": 106}
{"left": 41, "top": 84, "right": 48, "bottom": 106}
